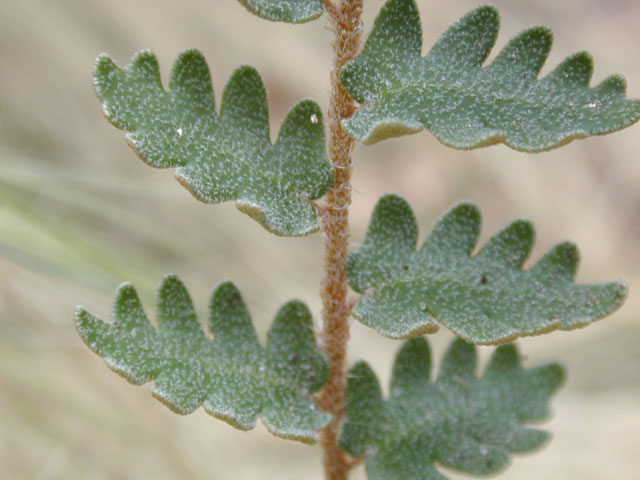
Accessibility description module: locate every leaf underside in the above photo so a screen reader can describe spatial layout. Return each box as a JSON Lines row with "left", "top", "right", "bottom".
{"left": 75, "top": 275, "right": 331, "bottom": 443}
{"left": 340, "top": 337, "right": 565, "bottom": 480}
{"left": 238, "top": 0, "right": 324, "bottom": 23}
{"left": 341, "top": 0, "right": 640, "bottom": 150}
{"left": 347, "top": 194, "right": 627, "bottom": 344}
{"left": 94, "top": 49, "right": 333, "bottom": 236}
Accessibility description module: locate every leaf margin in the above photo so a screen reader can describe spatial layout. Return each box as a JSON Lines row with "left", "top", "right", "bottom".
{"left": 340, "top": 0, "right": 640, "bottom": 151}
{"left": 93, "top": 48, "right": 334, "bottom": 237}
{"left": 339, "top": 336, "right": 566, "bottom": 480}
{"left": 347, "top": 193, "right": 628, "bottom": 344}
{"left": 237, "top": 0, "right": 324, "bottom": 23}
{"left": 74, "top": 274, "right": 332, "bottom": 443}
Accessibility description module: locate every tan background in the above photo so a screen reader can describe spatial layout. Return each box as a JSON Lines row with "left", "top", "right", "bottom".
{"left": 1, "top": 1, "right": 639, "bottom": 479}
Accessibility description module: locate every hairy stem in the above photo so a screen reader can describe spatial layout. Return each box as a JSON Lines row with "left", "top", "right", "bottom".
{"left": 318, "top": 1, "right": 363, "bottom": 479}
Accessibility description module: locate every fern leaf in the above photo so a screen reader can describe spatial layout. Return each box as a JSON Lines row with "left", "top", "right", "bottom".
{"left": 347, "top": 194, "right": 627, "bottom": 344}
{"left": 75, "top": 275, "right": 331, "bottom": 443}
{"left": 238, "top": 0, "right": 324, "bottom": 23}
{"left": 94, "top": 49, "right": 333, "bottom": 236}
{"left": 340, "top": 337, "right": 564, "bottom": 479}
{"left": 341, "top": 0, "right": 640, "bottom": 150}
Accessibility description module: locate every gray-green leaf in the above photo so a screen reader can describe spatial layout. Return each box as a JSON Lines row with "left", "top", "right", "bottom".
{"left": 340, "top": 337, "right": 564, "bottom": 480}
{"left": 94, "top": 49, "right": 333, "bottom": 236}
{"left": 75, "top": 275, "right": 331, "bottom": 443}
{"left": 347, "top": 194, "right": 627, "bottom": 344}
{"left": 341, "top": 0, "right": 640, "bottom": 150}
{"left": 238, "top": 0, "right": 324, "bottom": 23}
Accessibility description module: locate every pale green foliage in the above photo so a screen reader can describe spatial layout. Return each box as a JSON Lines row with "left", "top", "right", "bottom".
{"left": 341, "top": 0, "right": 640, "bottom": 150}
{"left": 340, "top": 337, "right": 564, "bottom": 480}
{"left": 79, "top": 0, "right": 640, "bottom": 475}
{"left": 75, "top": 275, "right": 331, "bottom": 443}
{"left": 347, "top": 194, "right": 627, "bottom": 344}
{"left": 94, "top": 49, "right": 333, "bottom": 236}
{"left": 238, "top": 0, "right": 324, "bottom": 23}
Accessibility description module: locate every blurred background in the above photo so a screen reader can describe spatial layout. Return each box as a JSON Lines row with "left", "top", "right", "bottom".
{"left": 1, "top": 1, "right": 639, "bottom": 479}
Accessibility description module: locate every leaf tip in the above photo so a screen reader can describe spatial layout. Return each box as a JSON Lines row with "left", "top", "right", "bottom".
{"left": 74, "top": 304, "right": 88, "bottom": 322}
{"left": 374, "top": 192, "right": 414, "bottom": 219}
{"left": 93, "top": 52, "right": 116, "bottom": 77}
{"left": 613, "top": 279, "right": 629, "bottom": 300}
{"left": 545, "top": 362, "right": 567, "bottom": 392}
{"left": 175, "top": 47, "right": 205, "bottom": 62}
{"left": 456, "top": 4, "right": 500, "bottom": 39}
{"left": 127, "top": 49, "right": 159, "bottom": 73}
{"left": 211, "top": 279, "right": 242, "bottom": 303}
{"left": 156, "top": 272, "right": 183, "bottom": 296}
{"left": 113, "top": 280, "right": 136, "bottom": 298}
{"left": 449, "top": 200, "right": 482, "bottom": 219}
{"left": 73, "top": 305, "right": 97, "bottom": 344}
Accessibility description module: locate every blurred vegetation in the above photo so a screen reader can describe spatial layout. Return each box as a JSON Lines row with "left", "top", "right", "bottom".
{"left": 1, "top": 1, "right": 639, "bottom": 479}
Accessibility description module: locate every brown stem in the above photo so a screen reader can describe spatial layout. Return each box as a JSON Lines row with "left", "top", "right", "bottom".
{"left": 317, "top": 1, "right": 363, "bottom": 480}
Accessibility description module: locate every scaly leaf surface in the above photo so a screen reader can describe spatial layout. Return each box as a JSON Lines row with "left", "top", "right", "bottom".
{"left": 75, "top": 275, "right": 331, "bottom": 443}
{"left": 341, "top": 0, "right": 640, "bottom": 150}
{"left": 340, "top": 337, "right": 564, "bottom": 480}
{"left": 238, "top": 0, "right": 324, "bottom": 23}
{"left": 347, "top": 194, "right": 626, "bottom": 343}
{"left": 94, "top": 49, "right": 333, "bottom": 236}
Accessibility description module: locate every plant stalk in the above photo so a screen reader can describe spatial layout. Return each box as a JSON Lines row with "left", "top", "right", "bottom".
{"left": 318, "top": 1, "right": 363, "bottom": 479}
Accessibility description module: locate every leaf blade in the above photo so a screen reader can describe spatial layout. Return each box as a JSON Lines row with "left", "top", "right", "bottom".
{"left": 94, "top": 49, "right": 333, "bottom": 236}
{"left": 348, "top": 194, "right": 627, "bottom": 344}
{"left": 75, "top": 275, "right": 331, "bottom": 443}
{"left": 340, "top": 337, "right": 565, "bottom": 480}
{"left": 237, "top": 0, "right": 324, "bottom": 23}
{"left": 341, "top": 0, "right": 640, "bottom": 150}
